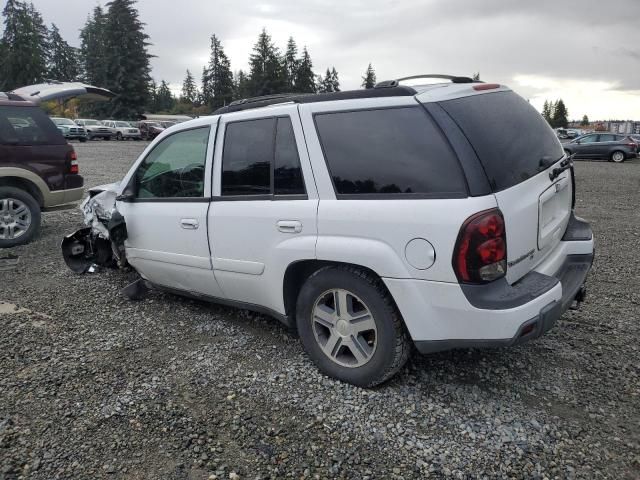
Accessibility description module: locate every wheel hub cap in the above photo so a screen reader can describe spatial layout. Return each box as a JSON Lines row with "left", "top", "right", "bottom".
{"left": 0, "top": 198, "right": 31, "bottom": 240}
{"left": 312, "top": 288, "right": 377, "bottom": 368}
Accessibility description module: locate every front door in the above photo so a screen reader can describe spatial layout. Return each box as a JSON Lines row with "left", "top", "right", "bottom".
{"left": 208, "top": 105, "right": 318, "bottom": 315}
{"left": 117, "top": 124, "right": 224, "bottom": 298}
{"left": 573, "top": 134, "right": 599, "bottom": 158}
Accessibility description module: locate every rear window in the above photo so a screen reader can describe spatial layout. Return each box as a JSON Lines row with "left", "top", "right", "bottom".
{"left": 0, "top": 106, "right": 65, "bottom": 146}
{"left": 439, "top": 91, "right": 564, "bottom": 192}
{"left": 314, "top": 106, "right": 467, "bottom": 198}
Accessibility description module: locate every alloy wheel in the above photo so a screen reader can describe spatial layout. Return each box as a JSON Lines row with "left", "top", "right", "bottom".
{"left": 0, "top": 198, "right": 32, "bottom": 240}
{"left": 311, "top": 288, "right": 377, "bottom": 368}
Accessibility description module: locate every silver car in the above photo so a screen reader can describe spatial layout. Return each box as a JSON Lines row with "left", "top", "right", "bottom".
{"left": 102, "top": 120, "right": 142, "bottom": 141}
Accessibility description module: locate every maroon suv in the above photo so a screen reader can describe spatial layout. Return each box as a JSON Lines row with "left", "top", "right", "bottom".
{"left": 0, "top": 94, "right": 83, "bottom": 247}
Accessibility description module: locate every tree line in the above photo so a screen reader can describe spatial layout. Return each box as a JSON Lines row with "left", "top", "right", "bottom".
{"left": 542, "top": 99, "right": 569, "bottom": 128}
{"left": 0, "top": 0, "right": 380, "bottom": 119}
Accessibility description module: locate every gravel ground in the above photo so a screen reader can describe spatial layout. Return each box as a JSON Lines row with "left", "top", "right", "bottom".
{"left": 1, "top": 141, "right": 639, "bottom": 479}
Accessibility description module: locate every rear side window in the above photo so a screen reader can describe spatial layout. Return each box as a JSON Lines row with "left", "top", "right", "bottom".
{"left": 599, "top": 134, "right": 615, "bottom": 142}
{"left": 314, "top": 107, "right": 466, "bottom": 197}
{"left": 222, "top": 117, "right": 306, "bottom": 197}
{"left": 439, "top": 91, "right": 564, "bottom": 192}
{"left": 0, "top": 106, "right": 65, "bottom": 146}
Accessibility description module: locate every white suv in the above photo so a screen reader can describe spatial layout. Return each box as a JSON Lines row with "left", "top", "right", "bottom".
{"left": 62, "top": 75, "right": 594, "bottom": 387}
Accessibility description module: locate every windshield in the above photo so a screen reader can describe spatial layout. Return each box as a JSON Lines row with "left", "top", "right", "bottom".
{"left": 116, "top": 121, "right": 131, "bottom": 127}
{"left": 161, "top": 121, "right": 176, "bottom": 128}
{"left": 83, "top": 120, "right": 100, "bottom": 126}
{"left": 52, "top": 118, "right": 76, "bottom": 126}
{"left": 145, "top": 122, "right": 162, "bottom": 128}
{"left": 439, "top": 91, "right": 564, "bottom": 192}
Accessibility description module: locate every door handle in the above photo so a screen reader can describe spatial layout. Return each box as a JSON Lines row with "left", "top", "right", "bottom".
{"left": 180, "top": 218, "right": 199, "bottom": 230}
{"left": 277, "top": 220, "right": 302, "bottom": 233}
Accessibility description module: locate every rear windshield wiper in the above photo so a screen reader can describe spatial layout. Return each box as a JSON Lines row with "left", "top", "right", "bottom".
{"left": 549, "top": 155, "right": 573, "bottom": 181}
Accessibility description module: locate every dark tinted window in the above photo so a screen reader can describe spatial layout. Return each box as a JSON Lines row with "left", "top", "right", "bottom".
{"left": 599, "top": 134, "right": 615, "bottom": 142}
{"left": 0, "top": 106, "right": 65, "bottom": 146}
{"left": 135, "top": 127, "right": 209, "bottom": 198}
{"left": 580, "top": 135, "right": 598, "bottom": 144}
{"left": 440, "top": 91, "right": 564, "bottom": 192}
{"left": 274, "top": 117, "right": 305, "bottom": 195}
{"left": 222, "top": 118, "right": 275, "bottom": 196}
{"left": 314, "top": 107, "right": 466, "bottom": 196}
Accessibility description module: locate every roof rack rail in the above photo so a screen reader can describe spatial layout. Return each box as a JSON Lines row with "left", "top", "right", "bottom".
{"left": 228, "top": 93, "right": 300, "bottom": 107}
{"left": 213, "top": 86, "right": 417, "bottom": 115}
{"left": 375, "top": 74, "right": 478, "bottom": 88}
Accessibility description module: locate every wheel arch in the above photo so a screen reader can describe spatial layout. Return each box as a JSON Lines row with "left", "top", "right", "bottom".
{"left": 0, "top": 175, "right": 44, "bottom": 207}
{"left": 282, "top": 259, "right": 400, "bottom": 330}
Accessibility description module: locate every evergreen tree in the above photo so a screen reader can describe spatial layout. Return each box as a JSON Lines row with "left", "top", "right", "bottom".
{"left": 200, "top": 66, "right": 212, "bottom": 106}
{"left": 201, "top": 34, "right": 233, "bottom": 109}
{"left": 180, "top": 69, "right": 197, "bottom": 104}
{"left": 79, "top": 7, "right": 107, "bottom": 88}
{"left": 248, "top": 28, "right": 285, "bottom": 96}
{"left": 154, "top": 80, "right": 175, "bottom": 112}
{"left": 233, "top": 69, "right": 251, "bottom": 100}
{"left": 362, "top": 63, "right": 376, "bottom": 89}
{"left": 294, "top": 46, "right": 315, "bottom": 93}
{"left": 101, "top": 0, "right": 152, "bottom": 118}
{"left": 147, "top": 78, "right": 157, "bottom": 111}
{"left": 283, "top": 36, "right": 298, "bottom": 92}
{"left": 319, "top": 67, "right": 340, "bottom": 93}
{"left": 329, "top": 67, "right": 340, "bottom": 92}
{"left": 551, "top": 99, "right": 568, "bottom": 128}
{"left": 0, "top": 0, "right": 49, "bottom": 90}
{"left": 542, "top": 100, "right": 553, "bottom": 125}
{"left": 47, "top": 24, "right": 80, "bottom": 81}
{"left": 581, "top": 114, "right": 589, "bottom": 126}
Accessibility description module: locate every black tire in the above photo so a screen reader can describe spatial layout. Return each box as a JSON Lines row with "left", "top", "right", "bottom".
{"left": 296, "top": 266, "right": 411, "bottom": 387}
{"left": 79, "top": 137, "right": 87, "bottom": 143}
{"left": 116, "top": 132, "right": 123, "bottom": 141}
{"left": 610, "top": 150, "right": 625, "bottom": 163}
{"left": 0, "top": 187, "right": 41, "bottom": 248}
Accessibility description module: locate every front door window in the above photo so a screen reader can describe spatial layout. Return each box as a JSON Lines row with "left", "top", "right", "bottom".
{"left": 134, "top": 127, "right": 210, "bottom": 198}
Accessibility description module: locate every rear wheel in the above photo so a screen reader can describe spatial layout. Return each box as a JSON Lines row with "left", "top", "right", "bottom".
{"left": 296, "top": 266, "right": 411, "bottom": 387}
{"left": 611, "top": 150, "right": 625, "bottom": 163}
{"left": 0, "top": 187, "right": 41, "bottom": 248}
{"left": 116, "top": 132, "right": 123, "bottom": 141}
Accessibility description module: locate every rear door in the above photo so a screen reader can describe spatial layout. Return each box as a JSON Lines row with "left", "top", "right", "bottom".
{"left": 438, "top": 90, "right": 572, "bottom": 283}
{"left": 208, "top": 105, "right": 318, "bottom": 314}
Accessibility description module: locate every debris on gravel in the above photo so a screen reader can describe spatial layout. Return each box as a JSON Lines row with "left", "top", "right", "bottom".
{"left": 1, "top": 141, "right": 639, "bottom": 479}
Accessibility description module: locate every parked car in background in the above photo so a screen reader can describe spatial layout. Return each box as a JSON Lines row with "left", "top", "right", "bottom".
{"left": 64, "top": 76, "right": 594, "bottom": 387}
{"left": 51, "top": 117, "right": 88, "bottom": 142}
{"left": 102, "top": 120, "right": 141, "bottom": 141}
{"left": 563, "top": 133, "right": 638, "bottom": 163}
{"left": 0, "top": 95, "right": 83, "bottom": 247}
{"left": 138, "top": 120, "right": 165, "bottom": 140}
{"left": 74, "top": 119, "right": 113, "bottom": 140}
{"left": 159, "top": 121, "right": 177, "bottom": 129}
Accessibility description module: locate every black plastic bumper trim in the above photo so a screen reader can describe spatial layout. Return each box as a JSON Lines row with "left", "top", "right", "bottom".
{"left": 562, "top": 212, "right": 593, "bottom": 241}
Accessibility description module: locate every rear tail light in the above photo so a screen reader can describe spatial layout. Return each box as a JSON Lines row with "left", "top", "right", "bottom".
{"left": 68, "top": 149, "right": 79, "bottom": 174}
{"left": 452, "top": 208, "right": 507, "bottom": 284}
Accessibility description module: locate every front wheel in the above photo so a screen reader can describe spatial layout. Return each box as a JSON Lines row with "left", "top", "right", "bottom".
{"left": 296, "top": 266, "right": 411, "bottom": 387}
{"left": 0, "top": 187, "right": 41, "bottom": 248}
{"left": 611, "top": 150, "right": 625, "bottom": 163}
{"left": 116, "top": 132, "right": 123, "bottom": 141}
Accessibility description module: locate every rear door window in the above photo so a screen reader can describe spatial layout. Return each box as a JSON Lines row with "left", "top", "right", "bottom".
{"left": 599, "top": 134, "right": 615, "bottom": 142}
{"left": 0, "top": 106, "right": 65, "bottom": 146}
{"left": 314, "top": 106, "right": 467, "bottom": 198}
{"left": 221, "top": 116, "right": 306, "bottom": 197}
{"left": 439, "top": 91, "right": 564, "bottom": 192}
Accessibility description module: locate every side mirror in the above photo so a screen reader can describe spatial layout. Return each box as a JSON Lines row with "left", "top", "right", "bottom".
{"left": 115, "top": 192, "right": 134, "bottom": 202}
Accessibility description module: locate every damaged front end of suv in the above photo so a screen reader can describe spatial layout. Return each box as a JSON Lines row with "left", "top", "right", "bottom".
{"left": 61, "top": 184, "right": 128, "bottom": 273}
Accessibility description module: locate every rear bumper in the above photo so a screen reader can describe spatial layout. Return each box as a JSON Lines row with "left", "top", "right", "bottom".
{"left": 383, "top": 215, "right": 594, "bottom": 353}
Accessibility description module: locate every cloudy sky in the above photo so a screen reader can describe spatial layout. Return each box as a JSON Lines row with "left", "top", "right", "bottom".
{"left": 29, "top": 0, "right": 640, "bottom": 120}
